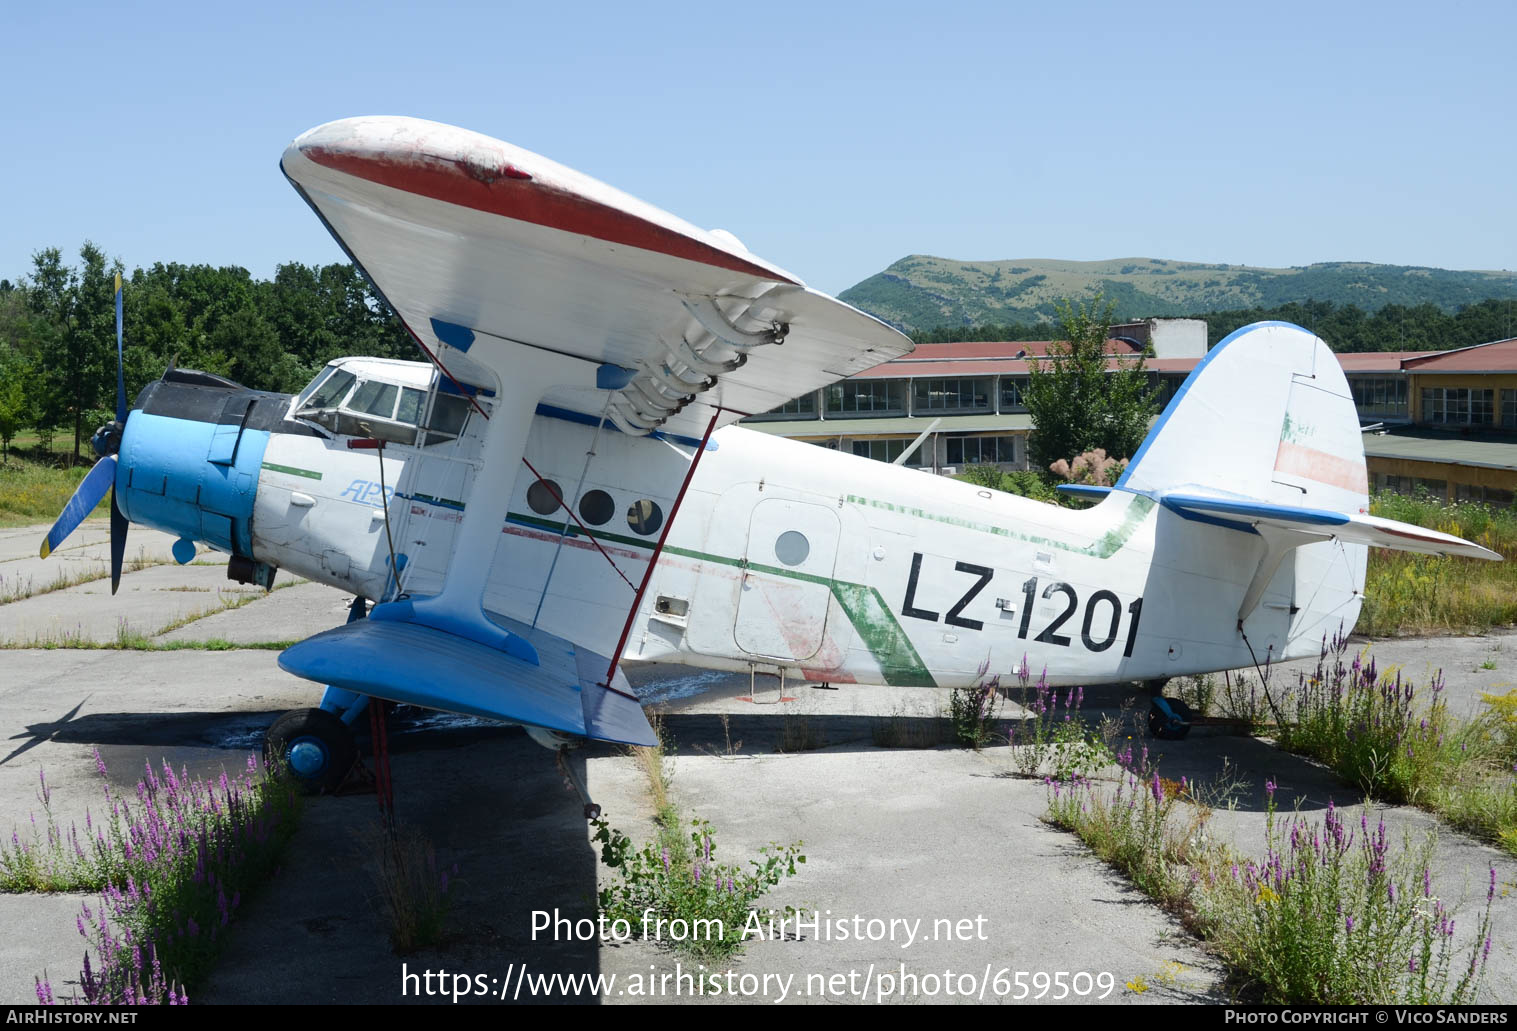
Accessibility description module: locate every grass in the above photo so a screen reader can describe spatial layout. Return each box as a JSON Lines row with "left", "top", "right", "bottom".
{"left": 948, "top": 662, "right": 1003, "bottom": 749}
{"left": 360, "top": 823, "right": 456, "bottom": 954}
{"left": 870, "top": 704, "right": 950, "bottom": 748}
{"left": 1, "top": 549, "right": 166, "bottom": 606}
{"left": 1268, "top": 633, "right": 1517, "bottom": 856}
{"left": 0, "top": 436, "right": 112, "bottom": 529}
{"left": 631, "top": 709, "right": 673, "bottom": 812}
{"left": 1, "top": 577, "right": 302, "bottom": 649}
{"left": 9, "top": 749, "right": 301, "bottom": 1004}
{"left": 1045, "top": 761, "right": 1496, "bottom": 1003}
{"left": 776, "top": 707, "right": 827, "bottom": 753}
{"left": 1004, "top": 660, "right": 1118, "bottom": 780}
{"left": 1360, "top": 492, "right": 1517, "bottom": 637}
{"left": 0, "top": 632, "right": 293, "bottom": 651}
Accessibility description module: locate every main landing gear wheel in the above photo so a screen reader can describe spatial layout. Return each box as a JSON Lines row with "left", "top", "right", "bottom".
{"left": 265, "top": 708, "right": 357, "bottom": 795}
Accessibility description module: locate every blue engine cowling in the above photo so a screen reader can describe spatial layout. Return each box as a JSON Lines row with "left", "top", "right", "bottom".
{"left": 115, "top": 374, "right": 304, "bottom": 558}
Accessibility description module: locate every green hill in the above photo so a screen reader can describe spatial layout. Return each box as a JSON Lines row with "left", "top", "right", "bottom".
{"left": 838, "top": 256, "right": 1517, "bottom": 333}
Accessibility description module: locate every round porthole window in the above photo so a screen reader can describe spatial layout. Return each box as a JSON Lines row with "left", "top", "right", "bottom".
{"left": 580, "top": 489, "right": 615, "bottom": 526}
{"left": 774, "top": 530, "right": 810, "bottom": 566}
{"left": 527, "top": 479, "right": 562, "bottom": 515}
{"left": 627, "top": 499, "right": 663, "bottom": 535}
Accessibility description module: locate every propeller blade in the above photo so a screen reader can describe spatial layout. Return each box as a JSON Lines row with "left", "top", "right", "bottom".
{"left": 109, "top": 486, "right": 128, "bottom": 595}
{"left": 39, "top": 456, "right": 117, "bottom": 559}
{"left": 114, "top": 272, "right": 126, "bottom": 423}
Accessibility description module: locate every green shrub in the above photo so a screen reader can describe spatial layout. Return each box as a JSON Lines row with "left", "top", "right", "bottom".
{"left": 592, "top": 814, "right": 803, "bottom": 961}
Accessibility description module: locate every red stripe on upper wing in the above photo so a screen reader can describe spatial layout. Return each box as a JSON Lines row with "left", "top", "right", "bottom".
{"left": 302, "top": 146, "right": 797, "bottom": 285}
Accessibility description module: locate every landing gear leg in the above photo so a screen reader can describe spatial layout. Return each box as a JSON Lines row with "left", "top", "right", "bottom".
{"left": 556, "top": 746, "right": 601, "bottom": 821}
{"left": 1143, "top": 677, "right": 1170, "bottom": 698}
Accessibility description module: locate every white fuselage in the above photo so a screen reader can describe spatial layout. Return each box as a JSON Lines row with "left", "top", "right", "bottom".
{"left": 250, "top": 406, "right": 1365, "bottom": 690}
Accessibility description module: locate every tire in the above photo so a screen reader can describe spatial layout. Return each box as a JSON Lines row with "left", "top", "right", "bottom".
{"left": 265, "top": 708, "right": 357, "bottom": 795}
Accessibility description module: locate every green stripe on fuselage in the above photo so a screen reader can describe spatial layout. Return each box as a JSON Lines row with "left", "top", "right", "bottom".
{"left": 261, "top": 462, "right": 322, "bottom": 480}
{"left": 505, "top": 510, "right": 935, "bottom": 687}
{"left": 845, "top": 492, "right": 1155, "bottom": 559}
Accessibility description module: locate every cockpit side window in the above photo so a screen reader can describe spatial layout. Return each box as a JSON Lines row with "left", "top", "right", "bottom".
{"left": 423, "top": 393, "right": 472, "bottom": 445}
{"left": 396, "top": 387, "right": 426, "bottom": 426}
{"left": 351, "top": 380, "right": 399, "bottom": 420}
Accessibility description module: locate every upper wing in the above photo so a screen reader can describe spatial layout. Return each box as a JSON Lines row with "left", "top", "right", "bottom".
{"left": 281, "top": 116, "right": 912, "bottom": 438}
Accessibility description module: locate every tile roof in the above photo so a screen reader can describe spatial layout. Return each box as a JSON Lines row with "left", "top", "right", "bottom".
{"left": 1402, "top": 338, "right": 1517, "bottom": 373}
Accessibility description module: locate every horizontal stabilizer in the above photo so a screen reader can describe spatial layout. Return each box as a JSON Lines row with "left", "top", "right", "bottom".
{"left": 278, "top": 610, "right": 656, "bottom": 747}
{"left": 1055, "top": 484, "right": 1113, "bottom": 500}
{"left": 1161, "top": 492, "right": 1501, "bottom": 561}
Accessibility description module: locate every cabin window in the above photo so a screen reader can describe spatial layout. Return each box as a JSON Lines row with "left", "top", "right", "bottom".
{"left": 627, "top": 499, "right": 663, "bottom": 535}
{"left": 774, "top": 531, "right": 810, "bottom": 566}
{"left": 527, "top": 480, "right": 562, "bottom": 515}
{"left": 580, "top": 489, "right": 615, "bottom": 526}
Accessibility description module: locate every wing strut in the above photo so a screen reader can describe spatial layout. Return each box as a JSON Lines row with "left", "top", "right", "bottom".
{"left": 602, "top": 406, "right": 722, "bottom": 690}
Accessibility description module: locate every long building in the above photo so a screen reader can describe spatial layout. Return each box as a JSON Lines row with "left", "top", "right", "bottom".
{"left": 743, "top": 322, "right": 1517, "bottom": 507}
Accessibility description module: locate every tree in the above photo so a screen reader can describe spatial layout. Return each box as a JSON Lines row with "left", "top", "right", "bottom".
{"left": 1022, "top": 295, "right": 1158, "bottom": 473}
{"left": 26, "top": 244, "right": 123, "bottom": 465}
{"left": 0, "top": 354, "right": 31, "bottom": 460}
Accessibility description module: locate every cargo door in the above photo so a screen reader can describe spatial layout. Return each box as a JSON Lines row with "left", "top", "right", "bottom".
{"left": 734, "top": 498, "right": 840, "bottom": 661}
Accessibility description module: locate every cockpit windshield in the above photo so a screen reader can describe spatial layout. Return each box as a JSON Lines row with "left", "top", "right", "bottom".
{"left": 291, "top": 362, "right": 476, "bottom": 446}
{"left": 298, "top": 368, "right": 356, "bottom": 412}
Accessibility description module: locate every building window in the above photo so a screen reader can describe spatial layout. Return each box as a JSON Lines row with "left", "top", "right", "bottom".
{"left": 851, "top": 438, "right": 923, "bottom": 466}
{"left": 749, "top": 392, "right": 819, "bottom": 421}
{"left": 1146, "top": 373, "right": 1186, "bottom": 409}
{"left": 945, "top": 435, "right": 1017, "bottom": 466}
{"left": 826, "top": 380, "right": 906, "bottom": 417}
{"left": 912, "top": 377, "right": 992, "bottom": 414}
{"left": 999, "top": 376, "right": 1030, "bottom": 412}
{"left": 1503, "top": 390, "right": 1517, "bottom": 429}
{"left": 1421, "top": 387, "right": 1493, "bottom": 426}
{"left": 1350, "top": 377, "right": 1408, "bottom": 418}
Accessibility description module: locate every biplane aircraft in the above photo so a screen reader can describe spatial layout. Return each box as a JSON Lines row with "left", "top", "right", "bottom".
{"left": 40, "top": 116, "right": 1500, "bottom": 796}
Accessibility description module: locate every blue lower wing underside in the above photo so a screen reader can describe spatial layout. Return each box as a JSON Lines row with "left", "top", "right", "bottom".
{"left": 277, "top": 615, "right": 656, "bottom": 747}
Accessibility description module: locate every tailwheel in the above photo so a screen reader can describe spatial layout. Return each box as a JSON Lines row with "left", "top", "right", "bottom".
{"left": 265, "top": 708, "right": 358, "bottom": 795}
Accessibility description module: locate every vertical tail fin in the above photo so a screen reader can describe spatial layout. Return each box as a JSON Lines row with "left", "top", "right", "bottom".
{"left": 1119, "top": 321, "right": 1369, "bottom": 514}
{"left": 1116, "top": 322, "right": 1492, "bottom": 655}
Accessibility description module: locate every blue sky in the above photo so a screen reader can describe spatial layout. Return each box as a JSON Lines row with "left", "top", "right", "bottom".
{"left": 2, "top": 0, "right": 1513, "bottom": 296}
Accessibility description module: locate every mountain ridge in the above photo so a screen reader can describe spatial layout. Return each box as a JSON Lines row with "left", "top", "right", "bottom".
{"left": 837, "top": 255, "right": 1517, "bottom": 334}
